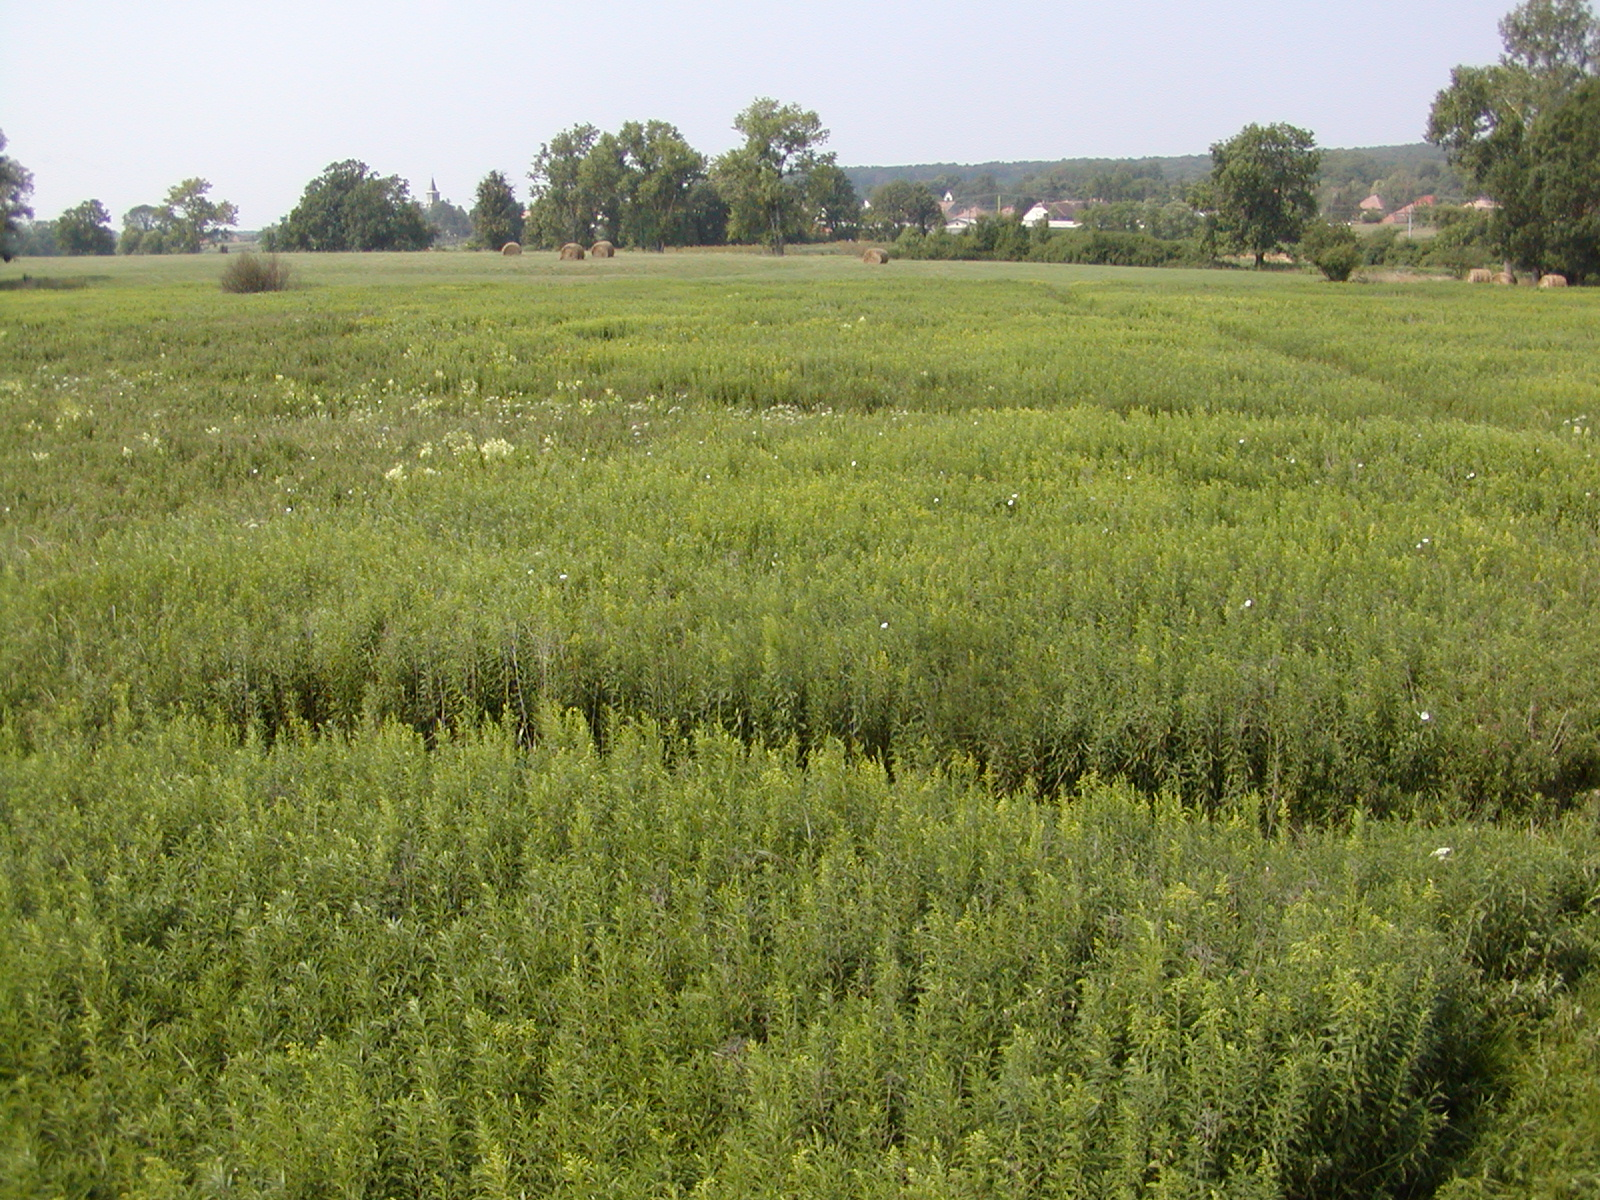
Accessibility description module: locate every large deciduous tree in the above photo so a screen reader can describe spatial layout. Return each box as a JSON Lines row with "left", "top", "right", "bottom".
{"left": 617, "top": 120, "right": 705, "bottom": 251}
{"left": 118, "top": 205, "right": 164, "bottom": 254}
{"left": 1428, "top": 0, "right": 1600, "bottom": 278}
{"left": 1515, "top": 75, "right": 1600, "bottom": 279}
{"left": 115, "top": 180, "right": 238, "bottom": 254}
{"left": 713, "top": 98, "right": 831, "bottom": 254}
{"left": 0, "top": 131, "right": 35, "bottom": 263}
{"left": 527, "top": 125, "right": 600, "bottom": 248}
{"left": 1203, "top": 123, "right": 1321, "bottom": 267}
{"left": 161, "top": 179, "right": 238, "bottom": 252}
{"left": 469, "top": 170, "right": 524, "bottom": 249}
{"left": 577, "top": 130, "right": 631, "bottom": 245}
{"left": 54, "top": 200, "right": 116, "bottom": 256}
{"left": 267, "top": 161, "right": 434, "bottom": 252}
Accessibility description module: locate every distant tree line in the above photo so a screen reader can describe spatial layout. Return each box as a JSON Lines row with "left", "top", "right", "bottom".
{"left": 242, "top": 99, "right": 862, "bottom": 256}
{"left": 4, "top": 7, "right": 1595, "bottom": 281}
{"left": 0, "top": 137, "right": 240, "bottom": 259}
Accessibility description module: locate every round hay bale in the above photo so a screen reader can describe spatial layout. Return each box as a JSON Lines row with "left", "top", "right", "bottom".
{"left": 861, "top": 247, "right": 890, "bottom": 264}
{"left": 559, "top": 243, "right": 585, "bottom": 260}
{"left": 1467, "top": 268, "right": 1493, "bottom": 283}
{"left": 1494, "top": 271, "right": 1515, "bottom": 285}
{"left": 501, "top": 241, "right": 523, "bottom": 257}
{"left": 590, "top": 240, "right": 615, "bottom": 258}
{"left": 1539, "top": 272, "right": 1569, "bottom": 287}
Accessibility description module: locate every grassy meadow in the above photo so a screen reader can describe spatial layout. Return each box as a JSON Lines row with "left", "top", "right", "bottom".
{"left": 2, "top": 249, "right": 1599, "bottom": 1197}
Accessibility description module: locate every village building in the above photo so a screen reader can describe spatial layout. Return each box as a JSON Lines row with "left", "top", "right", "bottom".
{"left": 1381, "top": 194, "right": 1436, "bottom": 225}
{"left": 1022, "top": 201, "right": 1085, "bottom": 229}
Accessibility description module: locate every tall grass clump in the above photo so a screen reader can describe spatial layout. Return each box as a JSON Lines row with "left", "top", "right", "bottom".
{"left": 219, "top": 251, "right": 291, "bottom": 293}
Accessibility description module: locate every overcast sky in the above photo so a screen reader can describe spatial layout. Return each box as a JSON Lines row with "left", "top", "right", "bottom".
{"left": 2, "top": 0, "right": 1512, "bottom": 229}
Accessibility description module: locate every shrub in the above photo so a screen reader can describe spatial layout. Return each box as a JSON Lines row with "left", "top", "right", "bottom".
{"left": 219, "top": 251, "right": 291, "bottom": 293}
{"left": 1360, "top": 225, "right": 1406, "bottom": 266}
{"left": 1298, "top": 220, "right": 1362, "bottom": 281}
{"left": 1032, "top": 228, "right": 1211, "bottom": 268}
{"left": 891, "top": 222, "right": 1211, "bottom": 268}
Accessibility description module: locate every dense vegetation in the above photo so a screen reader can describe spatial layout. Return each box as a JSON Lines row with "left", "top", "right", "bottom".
{"left": 2, "top": 251, "right": 1598, "bottom": 1197}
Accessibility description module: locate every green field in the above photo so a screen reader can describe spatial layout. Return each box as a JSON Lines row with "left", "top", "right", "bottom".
{"left": 3, "top": 251, "right": 1599, "bottom": 1198}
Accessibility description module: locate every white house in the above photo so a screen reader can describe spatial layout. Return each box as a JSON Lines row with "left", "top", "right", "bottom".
{"left": 1022, "top": 201, "right": 1084, "bottom": 229}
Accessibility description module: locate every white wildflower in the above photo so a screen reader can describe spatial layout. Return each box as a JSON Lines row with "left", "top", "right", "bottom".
{"left": 479, "top": 437, "right": 514, "bottom": 461}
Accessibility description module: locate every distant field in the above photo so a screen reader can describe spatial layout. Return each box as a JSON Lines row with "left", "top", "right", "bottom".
{"left": 2, "top": 250, "right": 1598, "bottom": 1198}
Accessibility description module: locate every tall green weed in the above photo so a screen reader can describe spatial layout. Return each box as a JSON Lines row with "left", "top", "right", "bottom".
{"left": 2, "top": 717, "right": 1596, "bottom": 1198}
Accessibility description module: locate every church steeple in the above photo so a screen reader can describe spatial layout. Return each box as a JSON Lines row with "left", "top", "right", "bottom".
{"left": 426, "top": 178, "right": 441, "bottom": 207}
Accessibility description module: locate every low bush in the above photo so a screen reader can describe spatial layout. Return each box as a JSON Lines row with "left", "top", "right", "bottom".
{"left": 1032, "top": 227, "right": 1211, "bottom": 268}
{"left": 219, "top": 251, "right": 291, "bottom": 293}
{"left": 1298, "top": 220, "right": 1362, "bottom": 281}
{"left": 894, "top": 219, "right": 1211, "bottom": 267}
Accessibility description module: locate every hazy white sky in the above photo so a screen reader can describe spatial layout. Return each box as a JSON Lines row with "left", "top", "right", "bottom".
{"left": 2, "top": 0, "right": 1511, "bottom": 228}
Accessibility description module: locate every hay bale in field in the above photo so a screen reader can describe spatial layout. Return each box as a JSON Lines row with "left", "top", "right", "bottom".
{"left": 559, "top": 243, "right": 585, "bottom": 260}
{"left": 1494, "top": 271, "right": 1515, "bottom": 285}
{"left": 1468, "top": 268, "right": 1493, "bottom": 283}
{"left": 861, "top": 247, "right": 890, "bottom": 264}
{"left": 501, "top": 241, "right": 523, "bottom": 257}
{"left": 1539, "top": 273, "right": 1569, "bottom": 287}
{"left": 590, "top": 240, "right": 615, "bottom": 258}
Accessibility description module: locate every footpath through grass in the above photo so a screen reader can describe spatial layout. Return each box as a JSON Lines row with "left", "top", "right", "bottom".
{"left": 2, "top": 251, "right": 1599, "bottom": 1198}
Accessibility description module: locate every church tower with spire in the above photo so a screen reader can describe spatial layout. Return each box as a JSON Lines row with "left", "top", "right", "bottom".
{"left": 426, "top": 178, "right": 441, "bottom": 207}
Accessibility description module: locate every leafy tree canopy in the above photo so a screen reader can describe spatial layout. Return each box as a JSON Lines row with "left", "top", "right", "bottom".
{"left": 0, "top": 131, "right": 35, "bottom": 263}
{"left": 867, "top": 180, "right": 944, "bottom": 237}
{"left": 1513, "top": 74, "right": 1600, "bottom": 279}
{"left": 1428, "top": 0, "right": 1600, "bottom": 276}
{"left": 805, "top": 162, "right": 861, "bottom": 240}
{"left": 526, "top": 121, "right": 708, "bottom": 251}
{"left": 469, "top": 171, "right": 523, "bottom": 249}
{"left": 54, "top": 200, "right": 116, "bottom": 256}
{"left": 616, "top": 120, "right": 705, "bottom": 251}
{"left": 714, "top": 98, "right": 831, "bottom": 254}
{"left": 117, "top": 180, "right": 238, "bottom": 255}
{"left": 1201, "top": 123, "right": 1321, "bottom": 266}
{"left": 267, "top": 161, "right": 434, "bottom": 252}
{"left": 527, "top": 125, "right": 601, "bottom": 248}
{"left": 162, "top": 179, "right": 238, "bottom": 253}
